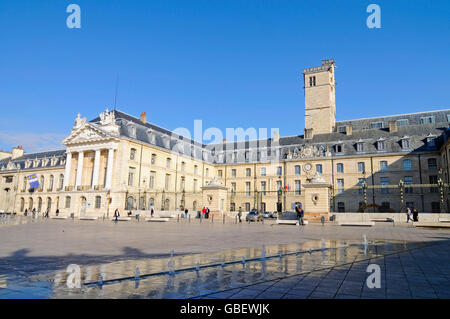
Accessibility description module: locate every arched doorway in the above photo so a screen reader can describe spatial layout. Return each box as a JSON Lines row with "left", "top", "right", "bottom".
{"left": 37, "top": 197, "right": 42, "bottom": 212}
{"left": 126, "top": 196, "right": 134, "bottom": 210}
{"left": 47, "top": 197, "right": 52, "bottom": 213}
{"left": 80, "top": 196, "right": 87, "bottom": 217}
{"left": 164, "top": 198, "right": 170, "bottom": 211}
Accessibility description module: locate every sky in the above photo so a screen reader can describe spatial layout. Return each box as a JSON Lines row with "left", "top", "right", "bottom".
{"left": 0, "top": 0, "right": 449, "bottom": 153}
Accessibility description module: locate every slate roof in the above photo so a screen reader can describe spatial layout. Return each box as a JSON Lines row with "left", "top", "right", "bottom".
{"left": 0, "top": 150, "right": 66, "bottom": 172}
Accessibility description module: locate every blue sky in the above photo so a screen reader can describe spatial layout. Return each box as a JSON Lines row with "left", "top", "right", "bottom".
{"left": 0, "top": 0, "right": 449, "bottom": 153}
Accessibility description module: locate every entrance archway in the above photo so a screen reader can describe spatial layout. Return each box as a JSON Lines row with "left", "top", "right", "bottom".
{"left": 80, "top": 196, "right": 87, "bottom": 217}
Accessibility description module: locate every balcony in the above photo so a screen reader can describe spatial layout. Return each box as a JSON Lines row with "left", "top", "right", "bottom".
{"left": 65, "top": 186, "right": 74, "bottom": 191}
{"left": 77, "top": 185, "right": 90, "bottom": 191}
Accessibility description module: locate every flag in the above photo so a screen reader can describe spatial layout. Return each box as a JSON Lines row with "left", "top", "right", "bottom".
{"left": 27, "top": 174, "right": 39, "bottom": 189}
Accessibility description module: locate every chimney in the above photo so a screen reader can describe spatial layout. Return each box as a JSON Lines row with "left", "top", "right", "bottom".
{"left": 273, "top": 131, "right": 280, "bottom": 142}
{"left": 304, "top": 128, "right": 313, "bottom": 139}
{"left": 389, "top": 120, "right": 398, "bottom": 133}
{"left": 140, "top": 112, "right": 147, "bottom": 124}
{"left": 345, "top": 125, "right": 352, "bottom": 136}
{"left": 12, "top": 146, "right": 24, "bottom": 159}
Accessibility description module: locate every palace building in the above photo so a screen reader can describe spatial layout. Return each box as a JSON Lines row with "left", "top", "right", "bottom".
{"left": 1, "top": 59, "right": 450, "bottom": 218}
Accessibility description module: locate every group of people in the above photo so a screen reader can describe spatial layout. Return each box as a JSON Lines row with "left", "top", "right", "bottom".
{"left": 23, "top": 208, "right": 53, "bottom": 218}
{"left": 201, "top": 207, "right": 210, "bottom": 219}
{"left": 406, "top": 207, "right": 419, "bottom": 223}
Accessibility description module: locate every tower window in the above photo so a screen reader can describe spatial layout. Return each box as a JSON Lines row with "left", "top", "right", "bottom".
{"left": 309, "top": 76, "right": 316, "bottom": 87}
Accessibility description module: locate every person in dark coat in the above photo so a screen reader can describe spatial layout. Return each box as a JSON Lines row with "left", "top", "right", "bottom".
{"left": 114, "top": 209, "right": 120, "bottom": 222}
{"left": 412, "top": 208, "right": 419, "bottom": 222}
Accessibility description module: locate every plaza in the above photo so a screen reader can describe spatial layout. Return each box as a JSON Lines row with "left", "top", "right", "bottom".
{"left": 0, "top": 216, "right": 449, "bottom": 299}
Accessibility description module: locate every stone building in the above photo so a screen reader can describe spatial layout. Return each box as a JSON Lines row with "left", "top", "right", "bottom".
{"left": 0, "top": 59, "right": 449, "bottom": 217}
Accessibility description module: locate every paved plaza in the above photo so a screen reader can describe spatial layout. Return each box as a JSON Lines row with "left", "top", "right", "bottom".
{"left": 0, "top": 217, "right": 450, "bottom": 298}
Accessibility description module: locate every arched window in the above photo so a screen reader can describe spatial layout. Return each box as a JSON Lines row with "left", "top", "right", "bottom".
{"left": 39, "top": 176, "right": 45, "bottom": 191}
{"left": 23, "top": 177, "right": 27, "bottom": 192}
{"left": 164, "top": 199, "right": 170, "bottom": 211}
{"left": 49, "top": 175, "right": 54, "bottom": 191}
{"left": 148, "top": 198, "right": 154, "bottom": 209}
{"left": 20, "top": 198, "right": 25, "bottom": 212}
{"left": 47, "top": 197, "right": 52, "bottom": 211}
{"left": 230, "top": 202, "right": 235, "bottom": 212}
{"left": 37, "top": 197, "right": 42, "bottom": 212}
{"left": 65, "top": 196, "right": 71, "bottom": 208}
{"left": 29, "top": 198, "right": 33, "bottom": 210}
{"left": 139, "top": 197, "right": 145, "bottom": 210}
{"left": 126, "top": 196, "right": 135, "bottom": 210}
{"left": 193, "top": 201, "right": 197, "bottom": 211}
{"left": 59, "top": 174, "right": 64, "bottom": 190}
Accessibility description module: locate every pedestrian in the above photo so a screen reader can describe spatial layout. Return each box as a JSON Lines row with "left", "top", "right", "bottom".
{"left": 114, "top": 209, "right": 120, "bottom": 222}
{"left": 55, "top": 209, "right": 59, "bottom": 216}
{"left": 24, "top": 208, "right": 28, "bottom": 217}
{"left": 406, "top": 207, "right": 413, "bottom": 223}
{"left": 202, "top": 207, "right": 206, "bottom": 218}
{"left": 206, "top": 207, "right": 210, "bottom": 219}
{"left": 150, "top": 206, "right": 154, "bottom": 218}
{"left": 300, "top": 206, "right": 305, "bottom": 226}
{"left": 238, "top": 207, "right": 242, "bottom": 223}
{"left": 44, "top": 209, "right": 49, "bottom": 218}
{"left": 185, "top": 208, "right": 188, "bottom": 218}
{"left": 295, "top": 205, "right": 304, "bottom": 226}
{"left": 413, "top": 208, "right": 419, "bottom": 222}
{"left": 32, "top": 208, "right": 37, "bottom": 219}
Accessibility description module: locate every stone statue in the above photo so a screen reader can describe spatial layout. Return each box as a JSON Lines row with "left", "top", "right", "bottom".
{"left": 73, "top": 113, "right": 86, "bottom": 131}
{"left": 99, "top": 108, "right": 116, "bottom": 126}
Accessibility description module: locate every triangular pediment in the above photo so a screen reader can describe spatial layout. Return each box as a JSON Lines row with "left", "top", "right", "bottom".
{"left": 63, "top": 124, "right": 113, "bottom": 145}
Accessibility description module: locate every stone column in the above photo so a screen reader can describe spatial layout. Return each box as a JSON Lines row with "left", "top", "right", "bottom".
{"left": 63, "top": 152, "right": 72, "bottom": 189}
{"left": 92, "top": 149, "right": 101, "bottom": 189}
{"left": 75, "top": 151, "right": 84, "bottom": 188}
{"left": 105, "top": 148, "right": 114, "bottom": 189}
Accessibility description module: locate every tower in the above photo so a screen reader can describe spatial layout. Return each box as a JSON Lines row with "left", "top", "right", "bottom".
{"left": 303, "top": 59, "right": 336, "bottom": 137}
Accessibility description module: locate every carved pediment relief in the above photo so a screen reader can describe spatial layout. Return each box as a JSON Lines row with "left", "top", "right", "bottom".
{"left": 63, "top": 124, "right": 112, "bottom": 145}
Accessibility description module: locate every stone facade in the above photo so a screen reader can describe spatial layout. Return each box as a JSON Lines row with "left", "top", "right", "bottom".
{"left": 0, "top": 59, "right": 449, "bottom": 217}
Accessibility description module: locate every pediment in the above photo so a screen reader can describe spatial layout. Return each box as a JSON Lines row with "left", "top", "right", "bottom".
{"left": 63, "top": 124, "right": 112, "bottom": 145}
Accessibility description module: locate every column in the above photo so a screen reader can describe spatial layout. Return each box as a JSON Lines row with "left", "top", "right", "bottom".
{"left": 75, "top": 151, "right": 84, "bottom": 188}
{"left": 92, "top": 149, "right": 101, "bottom": 189}
{"left": 63, "top": 152, "right": 72, "bottom": 189}
{"left": 105, "top": 148, "right": 114, "bottom": 189}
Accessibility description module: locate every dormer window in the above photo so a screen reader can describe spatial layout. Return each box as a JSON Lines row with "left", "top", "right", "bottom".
{"left": 370, "top": 122, "right": 384, "bottom": 129}
{"left": 420, "top": 116, "right": 435, "bottom": 124}
{"left": 426, "top": 134, "right": 436, "bottom": 147}
{"left": 335, "top": 143, "right": 343, "bottom": 154}
{"left": 356, "top": 140, "right": 364, "bottom": 152}
{"left": 397, "top": 119, "right": 409, "bottom": 127}
{"left": 377, "top": 138, "right": 385, "bottom": 151}
{"left": 338, "top": 126, "right": 347, "bottom": 134}
{"left": 401, "top": 136, "right": 410, "bottom": 150}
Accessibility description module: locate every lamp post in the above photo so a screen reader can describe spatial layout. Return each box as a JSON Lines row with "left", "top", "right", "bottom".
{"left": 398, "top": 179, "right": 405, "bottom": 213}
{"left": 362, "top": 180, "right": 367, "bottom": 212}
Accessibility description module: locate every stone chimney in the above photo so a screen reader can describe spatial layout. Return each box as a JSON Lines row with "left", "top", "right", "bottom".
{"left": 388, "top": 120, "right": 398, "bottom": 133}
{"left": 304, "top": 128, "right": 313, "bottom": 139}
{"left": 12, "top": 146, "right": 24, "bottom": 159}
{"left": 140, "top": 112, "right": 147, "bottom": 124}
{"left": 345, "top": 125, "right": 352, "bottom": 136}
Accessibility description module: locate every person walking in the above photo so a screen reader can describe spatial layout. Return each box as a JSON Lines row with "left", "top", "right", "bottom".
{"left": 237, "top": 207, "right": 242, "bottom": 223}
{"left": 413, "top": 208, "right": 419, "bottom": 222}
{"left": 24, "top": 208, "right": 28, "bottom": 217}
{"left": 150, "top": 206, "right": 154, "bottom": 218}
{"left": 206, "top": 207, "right": 210, "bottom": 219}
{"left": 114, "top": 209, "right": 120, "bottom": 222}
{"left": 185, "top": 208, "right": 188, "bottom": 218}
{"left": 406, "top": 207, "right": 413, "bottom": 223}
{"left": 299, "top": 206, "right": 305, "bottom": 226}
{"left": 202, "top": 207, "right": 206, "bottom": 218}
{"left": 55, "top": 208, "right": 59, "bottom": 216}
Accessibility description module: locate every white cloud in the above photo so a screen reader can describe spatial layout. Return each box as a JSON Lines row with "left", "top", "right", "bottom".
{"left": 0, "top": 131, "right": 66, "bottom": 154}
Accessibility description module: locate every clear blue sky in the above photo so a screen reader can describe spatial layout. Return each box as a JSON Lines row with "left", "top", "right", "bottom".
{"left": 0, "top": 0, "right": 449, "bottom": 153}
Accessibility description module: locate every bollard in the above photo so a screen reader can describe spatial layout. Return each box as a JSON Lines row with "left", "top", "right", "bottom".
{"left": 211, "top": 215, "right": 214, "bottom": 223}
{"left": 200, "top": 215, "right": 202, "bottom": 224}
{"left": 223, "top": 215, "right": 225, "bottom": 224}
{"left": 189, "top": 214, "right": 191, "bottom": 223}
{"left": 177, "top": 214, "right": 179, "bottom": 223}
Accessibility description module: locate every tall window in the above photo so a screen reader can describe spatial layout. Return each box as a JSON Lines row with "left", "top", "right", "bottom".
{"left": 357, "top": 142, "right": 364, "bottom": 152}
{"left": 337, "top": 179, "right": 344, "bottom": 194}
{"left": 65, "top": 196, "right": 71, "bottom": 208}
{"left": 336, "top": 144, "right": 343, "bottom": 153}
{"left": 166, "top": 158, "right": 171, "bottom": 168}
{"left": 231, "top": 182, "right": 236, "bottom": 194}
{"left": 295, "top": 180, "right": 301, "bottom": 195}
{"left": 377, "top": 140, "right": 385, "bottom": 151}
{"left": 246, "top": 168, "right": 251, "bottom": 177}
{"left": 245, "top": 202, "right": 251, "bottom": 211}
{"left": 429, "top": 175, "right": 438, "bottom": 193}
{"left": 428, "top": 158, "right": 437, "bottom": 170}
{"left": 336, "top": 163, "right": 344, "bottom": 173}
{"left": 357, "top": 162, "right": 365, "bottom": 173}
{"left": 380, "top": 161, "right": 388, "bottom": 172}
{"left": 404, "top": 176, "right": 413, "bottom": 193}
{"left": 316, "top": 164, "right": 323, "bottom": 174}
{"left": 276, "top": 180, "right": 282, "bottom": 191}
{"left": 194, "top": 179, "right": 198, "bottom": 192}
{"left": 380, "top": 177, "right": 389, "bottom": 194}
{"left": 181, "top": 162, "right": 185, "bottom": 172}
{"left": 277, "top": 166, "right": 282, "bottom": 176}
{"left": 194, "top": 165, "right": 198, "bottom": 175}
{"left": 261, "top": 181, "right": 266, "bottom": 196}
{"left": 95, "top": 196, "right": 101, "bottom": 209}
{"left": 309, "top": 76, "right": 316, "bottom": 87}
{"left": 23, "top": 176, "right": 27, "bottom": 191}
{"left": 128, "top": 168, "right": 135, "bottom": 186}
{"left": 59, "top": 174, "right": 64, "bottom": 190}
{"left": 49, "top": 175, "right": 54, "bottom": 191}
{"left": 401, "top": 139, "right": 410, "bottom": 149}
{"left": 358, "top": 178, "right": 366, "bottom": 195}
{"left": 149, "top": 171, "right": 155, "bottom": 189}
{"left": 403, "top": 159, "right": 412, "bottom": 170}
{"left": 295, "top": 165, "right": 301, "bottom": 175}
{"left": 130, "top": 148, "right": 136, "bottom": 160}
{"left": 165, "top": 174, "right": 171, "bottom": 190}
{"left": 231, "top": 169, "right": 236, "bottom": 178}
{"left": 151, "top": 154, "right": 156, "bottom": 165}
{"left": 218, "top": 170, "right": 223, "bottom": 178}
{"left": 205, "top": 168, "right": 209, "bottom": 177}
{"left": 260, "top": 167, "right": 266, "bottom": 176}
{"left": 180, "top": 177, "right": 185, "bottom": 191}
{"left": 246, "top": 182, "right": 251, "bottom": 196}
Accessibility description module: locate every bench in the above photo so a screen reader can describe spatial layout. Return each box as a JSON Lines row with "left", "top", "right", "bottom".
{"left": 51, "top": 216, "right": 68, "bottom": 220}
{"left": 339, "top": 221, "right": 375, "bottom": 227}
{"left": 145, "top": 217, "right": 170, "bottom": 222}
{"left": 414, "top": 222, "right": 450, "bottom": 228}
{"left": 79, "top": 216, "right": 98, "bottom": 220}
{"left": 371, "top": 218, "right": 394, "bottom": 222}
{"left": 276, "top": 219, "right": 308, "bottom": 225}
{"left": 438, "top": 218, "right": 450, "bottom": 223}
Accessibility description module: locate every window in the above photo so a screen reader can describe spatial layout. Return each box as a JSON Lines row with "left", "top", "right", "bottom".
{"left": 260, "top": 167, "right": 266, "bottom": 176}
{"left": 128, "top": 168, "right": 135, "bottom": 186}
{"left": 49, "top": 175, "right": 54, "bottom": 191}
{"left": 277, "top": 166, "right": 282, "bottom": 176}
{"left": 377, "top": 140, "right": 385, "bottom": 151}
{"left": 357, "top": 162, "right": 365, "bottom": 173}
{"left": 194, "top": 179, "right": 198, "bottom": 192}
{"left": 277, "top": 181, "right": 282, "bottom": 191}
{"left": 218, "top": 170, "right": 223, "bottom": 178}
{"left": 404, "top": 176, "right": 413, "bottom": 193}
{"left": 397, "top": 119, "right": 409, "bottom": 126}
{"left": 231, "top": 169, "right": 236, "bottom": 178}
{"left": 295, "top": 165, "right": 301, "bottom": 175}
{"left": 427, "top": 137, "right": 436, "bottom": 148}
{"left": 309, "top": 76, "right": 316, "bottom": 87}
{"left": 166, "top": 158, "right": 171, "bottom": 168}
{"left": 130, "top": 148, "right": 136, "bottom": 161}
{"left": 295, "top": 180, "right": 301, "bottom": 195}
{"left": 337, "top": 179, "right": 344, "bottom": 194}
{"left": 401, "top": 139, "right": 410, "bottom": 149}
{"left": 151, "top": 154, "right": 156, "bottom": 165}
{"left": 22, "top": 177, "right": 27, "bottom": 191}
{"left": 20, "top": 198, "right": 25, "bottom": 212}
{"left": 420, "top": 116, "right": 435, "bottom": 124}
{"left": 59, "top": 174, "right": 64, "bottom": 190}
{"left": 428, "top": 158, "right": 437, "bottom": 170}
{"left": 429, "top": 175, "right": 438, "bottom": 193}
{"left": 246, "top": 168, "right": 251, "bottom": 177}
{"left": 316, "top": 164, "right": 323, "bottom": 174}
{"left": 337, "top": 202, "right": 345, "bottom": 212}
{"left": 149, "top": 171, "right": 155, "bottom": 189}
{"left": 336, "top": 163, "right": 344, "bottom": 173}
{"left": 447, "top": 114, "right": 450, "bottom": 122}
{"left": 194, "top": 165, "right": 198, "bottom": 175}
{"left": 245, "top": 203, "right": 251, "bottom": 212}
{"left": 357, "top": 142, "right": 364, "bottom": 152}
{"left": 261, "top": 181, "right": 266, "bottom": 196}
{"left": 338, "top": 126, "right": 347, "bottom": 133}
{"left": 65, "top": 196, "right": 71, "bottom": 208}
{"left": 205, "top": 168, "right": 209, "bottom": 177}
{"left": 230, "top": 203, "right": 235, "bottom": 212}
{"left": 335, "top": 144, "right": 343, "bottom": 153}
{"left": 431, "top": 202, "right": 440, "bottom": 213}
{"left": 231, "top": 182, "right": 236, "bottom": 194}
{"left": 165, "top": 174, "right": 171, "bottom": 190}
{"left": 180, "top": 177, "right": 185, "bottom": 191}
{"left": 181, "top": 162, "right": 185, "bottom": 172}
{"left": 370, "top": 122, "right": 384, "bottom": 129}
{"left": 246, "top": 182, "right": 251, "bottom": 196}
{"left": 126, "top": 197, "right": 134, "bottom": 210}
{"left": 380, "top": 177, "right": 389, "bottom": 194}
{"left": 95, "top": 196, "right": 101, "bottom": 209}
{"left": 403, "top": 159, "right": 412, "bottom": 170}
{"left": 380, "top": 161, "right": 388, "bottom": 172}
